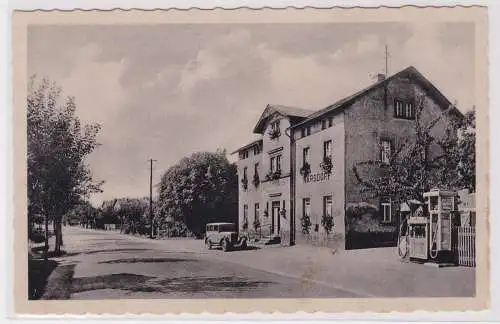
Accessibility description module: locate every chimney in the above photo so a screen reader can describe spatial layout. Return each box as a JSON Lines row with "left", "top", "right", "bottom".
{"left": 377, "top": 73, "right": 386, "bottom": 82}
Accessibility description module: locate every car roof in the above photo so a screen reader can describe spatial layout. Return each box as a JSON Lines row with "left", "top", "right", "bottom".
{"left": 206, "top": 222, "right": 235, "bottom": 226}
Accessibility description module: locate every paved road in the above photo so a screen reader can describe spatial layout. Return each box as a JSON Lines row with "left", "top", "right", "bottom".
{"left": 59, "top": 227, "right": 361, "bottom": 299}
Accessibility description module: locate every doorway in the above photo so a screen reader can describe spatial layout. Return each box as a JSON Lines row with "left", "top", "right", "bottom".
{"left": 271, "top": 201, "right": 281, "bottom": 235}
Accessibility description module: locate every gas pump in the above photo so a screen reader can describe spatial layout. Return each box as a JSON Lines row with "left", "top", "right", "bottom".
{"left": 407, "top": 189, "right": 458, "bottom": 263}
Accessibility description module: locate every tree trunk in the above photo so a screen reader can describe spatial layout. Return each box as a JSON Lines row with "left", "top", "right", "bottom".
{"left": 44, "top": 214, "right": 49, "bottom": 260}
{"left": 54, "top": 218, "right": 63, "bottom": 253}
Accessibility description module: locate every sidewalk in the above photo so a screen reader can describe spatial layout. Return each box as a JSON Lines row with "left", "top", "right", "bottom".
{"left": 205, "top": 244, "right": 475, "bottom": 297}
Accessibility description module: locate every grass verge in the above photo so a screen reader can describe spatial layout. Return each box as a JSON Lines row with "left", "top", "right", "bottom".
{"left": 41, "top": 263, "right": 76, "bottom": 300}
{"left": 28, "top": 256, "right": 58, "bottom": 300}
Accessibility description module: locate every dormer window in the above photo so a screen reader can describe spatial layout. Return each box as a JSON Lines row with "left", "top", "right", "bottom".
{"left": 268, "top": 120, "right": 281, "bottom": 139}
{"left": 240, "top": 150, "right": 249, "bottom": 160}
{"left": 394, "top": 99, "right": 415, "bottom": 120}
{"left": 271, "top": 120, "right": 280, "bottom": 131}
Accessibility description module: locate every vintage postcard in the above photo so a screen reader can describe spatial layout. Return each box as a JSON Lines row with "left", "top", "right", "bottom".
{"left": 12, "top": 5, "right": 489, "bottom": 316}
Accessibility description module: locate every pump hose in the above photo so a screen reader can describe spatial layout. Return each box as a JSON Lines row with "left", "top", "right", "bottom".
{"left": 429, "top": 224, "right": 439, "bottom": 259}
{"left": 397, "top": 216, "right": 409, "bottom": 259}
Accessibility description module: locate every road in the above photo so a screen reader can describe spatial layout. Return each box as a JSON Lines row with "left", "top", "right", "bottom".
{"left": 59, "top": 227, "right": 362, "bottom": 299}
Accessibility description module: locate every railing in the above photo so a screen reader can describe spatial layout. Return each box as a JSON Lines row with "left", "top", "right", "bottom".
{"left": 454, "top": 226, "right": 476, "bottom": 267}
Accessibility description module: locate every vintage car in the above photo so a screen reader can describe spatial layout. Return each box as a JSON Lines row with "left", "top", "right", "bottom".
{"left": 205, "top": 222, "right": 247, "bottom": 252}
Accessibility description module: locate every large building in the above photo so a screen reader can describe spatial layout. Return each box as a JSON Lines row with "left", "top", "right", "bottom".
{"left": 232, "top": 66, "right": 463, "bottom": 250}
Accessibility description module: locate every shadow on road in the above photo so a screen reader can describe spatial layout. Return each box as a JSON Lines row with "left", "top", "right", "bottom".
{"left": 72, "top": 273, "right": 155, "bottom": 294}
{"left": 84, "top": 248, "right": 151, "bottom": 255}
{"left": 98, "top": 257, "right": 196, "bottom": 264}
{"left": 154, "top": 276, "right": 274, "bottom": 292}
{"left": 70, "top": 273, "right": 275, "bottom": 295}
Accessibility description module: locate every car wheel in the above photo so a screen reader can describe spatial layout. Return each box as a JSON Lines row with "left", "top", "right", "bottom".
{"left": 205, "top": 239, "right": 212, "bottom": 250}
{"left": 221, "top": 239, "right": 229, "bottom": 252}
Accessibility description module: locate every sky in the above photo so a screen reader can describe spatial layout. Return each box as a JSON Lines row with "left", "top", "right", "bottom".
{"left": 27, "top": 22, "right": 475, "bottom": 206}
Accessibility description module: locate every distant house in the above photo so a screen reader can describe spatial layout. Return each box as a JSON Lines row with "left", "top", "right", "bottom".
{"left": 232, "top": 66, "right": 463, "bottom": 250}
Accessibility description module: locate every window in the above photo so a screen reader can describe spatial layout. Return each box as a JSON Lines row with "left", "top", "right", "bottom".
{"left": 328, "top": 117, "right": 333, "bottom": 127}
{"left": 394, "top": 99, "right": 414, "bottom": 119}
{"left": 323, "top": 140, "right": 332, "bottom": 159}
{"left": 271, "top": 120, "right": 280, "bottom": 131}
{"left": 321, "top": 119, "right": 327, "bottom": 130}
{"left": 381, "top": 200, "right": 392, "bottom": 223}
{"left": 323, "top": 196, "right": 333, "bottom": 219}
{"left": 253, "top": 145, "right": 261, "bottom": 155}
{"left": 243, "top": 166, "right": 247, "bottom": 178}
{"left": 254, "top": 203, "right": 260, "bottom": 222}
{"left": 303, "top": 147, "right": 310, "bottom": 165}
{"left": 254, "top": 163, "right": 259, "bottom": 174}
{"left": 219, "top": 224, "right": 236, "bottom": 232}
{"left": 239, "top": 150, "right": 249, "bottom": 159}
{"left": 380, "top": 140, "right": 391, "bottom": 165}
{"left": 307, "top": 126, "right": 311, "bottom": 136}
{"left": 301, "top": 128, "right": 306, "bottom": 138}
{"left": 276, "top": 155, "right": 281, "bottom": 171}
{"left": 303, "top": 198, "right": 311, "bottom": 219}
{"left": 405, "top": 102, "right": 413, "bottom": 118}
{"left": 243, "top": 204, "right": 248, "bottom": 223}
{"left": 270, "top": 155, "right": 281, "bottom": 172}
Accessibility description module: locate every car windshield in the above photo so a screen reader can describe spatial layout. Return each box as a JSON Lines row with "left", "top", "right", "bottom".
{"left": 218, "top": 224, "right": 235, "bottom": 232}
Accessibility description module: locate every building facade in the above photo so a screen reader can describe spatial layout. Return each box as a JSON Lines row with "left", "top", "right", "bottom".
{"left": 233, "top": 66, "right": 463, "bottom": 250}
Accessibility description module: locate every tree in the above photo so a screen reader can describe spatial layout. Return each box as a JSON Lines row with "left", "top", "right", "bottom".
{"left": 352, "top": 94, "right": 465, "bottom": 206}
{"left": 439, "top": 108, "right": 476, "bottom": 192}
{"left": 27, "top": 76, "right": 103, "bottom": 254}
{"left": 113, "top": 197, "right": 149, "bottom": 235}
{"left": 157, "top": 150, "right": 238, "bottom": 236}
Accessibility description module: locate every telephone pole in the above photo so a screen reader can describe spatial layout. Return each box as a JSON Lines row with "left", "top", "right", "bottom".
{"left": 149, "top": 158, "right": 157, "bottom": 239}
{"left": 385, "top": 44, "right": 390, "bottom": 76}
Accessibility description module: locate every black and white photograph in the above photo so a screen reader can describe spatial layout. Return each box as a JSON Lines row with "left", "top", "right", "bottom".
{"left": 13, "top": 6, "right": 489, "bottom": 315}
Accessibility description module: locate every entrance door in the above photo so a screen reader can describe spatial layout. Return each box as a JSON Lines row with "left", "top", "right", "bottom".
{"left": 271, "top": 201, "right": 281, "bottom": 235}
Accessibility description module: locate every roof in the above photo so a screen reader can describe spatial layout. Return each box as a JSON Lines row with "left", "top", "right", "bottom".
{"left": 206, "top": 222, "right": 236, "bottom": 226}
{"left": 292, "top": 66, "right": 463, "bottom": 129}
{"left": 253, "top": 104, "right": 314, "bottom": 134}
{"left": 230, "top": 138, "right": 263, "bottom": 155}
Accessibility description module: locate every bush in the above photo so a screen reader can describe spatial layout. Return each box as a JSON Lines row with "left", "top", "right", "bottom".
{"left": 345, "top": 202, "right": 397, "bottom": 249}
{"left": 30, "top": 231, "right": 46, "bottom": 244}
{"left": 346, "top": 202, "right": 396, "bottom": 233}
{"left": 158, "top": 221, "right": 196, "bottom": 238}
{"left": 300, "top": 215, "right": 312, "bottom": 234}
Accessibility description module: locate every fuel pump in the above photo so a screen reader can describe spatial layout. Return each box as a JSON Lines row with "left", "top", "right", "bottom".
{"left": 406, "top": 189, "right": 458, "bottom": 263}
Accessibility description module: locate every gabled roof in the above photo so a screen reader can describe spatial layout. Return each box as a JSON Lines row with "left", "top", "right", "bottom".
{"left": 230, "top": 138, "right": 263, "bottom": 155}
{"left": 253, "top": 104, "right": 314, "bottom": 134}
{"left": 292, "top": 66, "right": 463, "bottom": 129}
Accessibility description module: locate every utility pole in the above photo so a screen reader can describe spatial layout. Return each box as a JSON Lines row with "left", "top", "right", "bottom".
{"left": 385, "top": 44, "right": 390, "bottom": 76}
{"left": 149, "top": 158, "right": 157, "bottom": 239}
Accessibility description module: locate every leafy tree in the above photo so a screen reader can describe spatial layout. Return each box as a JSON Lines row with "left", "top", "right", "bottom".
{"left": 114, "top": 197, "right": 149, "bottom": 235}
{"left": 157, "top": 150, "right": 237, "bottom": 236}
{"left": 63, "top": 201, "right": 98, "bottom": 227}
{"left": 27, "top": 76, "right": 103, "bottom": 253}
{"left": 439, "top": 108, "right": 476, "bottom": 192}
{"left": 352, "top": 94, "right": 466, "bottom": 206}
